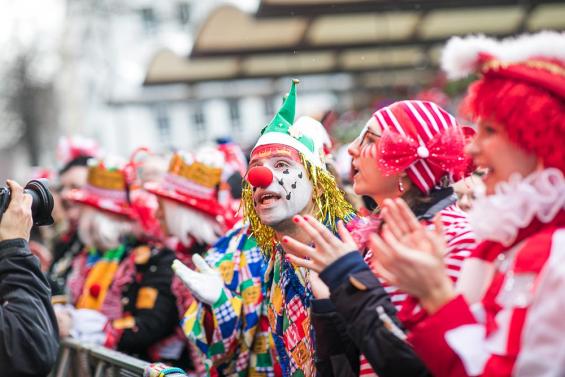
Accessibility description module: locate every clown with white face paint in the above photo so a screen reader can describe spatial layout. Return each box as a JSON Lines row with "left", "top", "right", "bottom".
{"left": 175, "top": 80, "right": 354, "bottom": 377}
{"left": 248, "top": 144, "right": 313, "bottom": 228}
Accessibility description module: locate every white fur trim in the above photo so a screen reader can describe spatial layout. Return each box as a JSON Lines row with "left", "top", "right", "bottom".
{"left": 253, "top": 132, "right": 324, "bottom": 168}
{"left": 442, "top": 31, "right": 565, "bottom": 79}
{"left": 468, "top": 168, "right": 565, "bottom": 246}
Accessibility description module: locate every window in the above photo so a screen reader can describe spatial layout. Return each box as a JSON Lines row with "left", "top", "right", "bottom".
{"left": 154, "top": 104, "right": 171, "bottom": 142}
{"left": 228, "top": 99, "right": 241, "bottom": 132}
{"left": 141, "top": 7, "right": 157, "bottom": 35}
{"left": 193, "top": 105, "right": 206, "bottom": 142}
{"left": 264, "top": 96, "right": 275, "bottom": 117}
{"left": 178, "top": 2, "right": 191, "bottom": 25}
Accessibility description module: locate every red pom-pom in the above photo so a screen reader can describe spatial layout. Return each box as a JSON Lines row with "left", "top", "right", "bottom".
{"left": 247, "top": 166, "right": 273, "bottom": 188}
{"left": 89, "top": 283, "right": 102, "bottom": 298}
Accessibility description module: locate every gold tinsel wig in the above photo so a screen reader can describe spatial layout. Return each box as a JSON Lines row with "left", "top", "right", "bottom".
{"left": 242, "top": 154, "right": 354, "bottom": 255}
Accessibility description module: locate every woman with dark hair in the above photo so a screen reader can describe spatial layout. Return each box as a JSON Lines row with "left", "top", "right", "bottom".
{"left": 282, "top": 100, "right": 476, "bottom": 376}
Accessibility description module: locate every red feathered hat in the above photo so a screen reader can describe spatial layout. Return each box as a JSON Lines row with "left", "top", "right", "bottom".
{"left": 442, "top": 32, "right": 565, "bottom": 172}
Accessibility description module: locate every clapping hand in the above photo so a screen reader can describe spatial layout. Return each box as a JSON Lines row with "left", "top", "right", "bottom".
{"left": 369, "top": 198, "right": 455, "bottom": 314}
{"left": 283, "top": 215, "right": 358, "bottom": 274}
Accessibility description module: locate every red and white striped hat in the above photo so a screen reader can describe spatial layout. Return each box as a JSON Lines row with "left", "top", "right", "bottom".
{"left": 371, "top": 100, "right": 468, "bottom": 193}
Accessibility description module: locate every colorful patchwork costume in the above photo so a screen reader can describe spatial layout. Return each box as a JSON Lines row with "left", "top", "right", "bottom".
{"left": 182, "top": 80, "right": 354, "bottom": 376}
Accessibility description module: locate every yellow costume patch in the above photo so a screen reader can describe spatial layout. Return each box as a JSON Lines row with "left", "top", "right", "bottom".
{"left": 182, "top": 302, "right": 199, "bottom": 334}
{"left": 230, "top": 296, "right": 243, "bottom": 316}
{"left": 242, "top": 285, "right": 261, "bottom": 305}
{"left": 136, "top": 287, "right": 158, "bottom": 309}
{"left": 291, "top": 341, "right": 309, "bottom": 367}
{"left": 133, "top": 246, "right": 152, "bottom": 265}
{"left": 218, "top": 260, "right": 235, "bottom": 283}
{"left": 253, "top": 333, "right": 268, "bottom": 353}
{"left": 271, "top": 285, "right": 283, "bottom": 314}
{"left": 113, "top": 316, "right": 136, "bottom": 330}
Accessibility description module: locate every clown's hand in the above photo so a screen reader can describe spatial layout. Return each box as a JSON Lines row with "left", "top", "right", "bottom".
{"left": 172, "top": 255, "right": 223, "bottom": 305}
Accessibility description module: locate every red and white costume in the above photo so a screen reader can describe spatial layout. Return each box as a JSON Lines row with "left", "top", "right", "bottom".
{"left": 408, "top": 32, "right": 565, "bottom": 377}
{"left": 410, "top": 169, "right": 565, "bottom": 377}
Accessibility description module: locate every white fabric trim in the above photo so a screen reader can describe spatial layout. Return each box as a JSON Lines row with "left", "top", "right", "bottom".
{"left": 445, "top": 324, "right": 490, "bottom": 376}
{"left": 468, "top": 168, "right": 565, "bottom": 246}
{"left": 515, "top": 229, "right": 565, "bottom": 377}
{"left": 253, "top": 132, "right": 324, "bottom": 168}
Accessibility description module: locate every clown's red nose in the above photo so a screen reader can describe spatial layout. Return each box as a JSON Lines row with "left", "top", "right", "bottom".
{"left": 247, "top": 166, "right": 273, "bottom": 188}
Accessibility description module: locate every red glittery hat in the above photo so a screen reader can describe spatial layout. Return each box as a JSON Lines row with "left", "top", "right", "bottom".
{"left": 442, "top": 32, "right": 565, "bottom": 172}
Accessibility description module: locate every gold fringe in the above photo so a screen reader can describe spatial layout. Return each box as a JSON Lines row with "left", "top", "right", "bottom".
{"left": 242, "top": 154, "right": 354, "bottom": 256}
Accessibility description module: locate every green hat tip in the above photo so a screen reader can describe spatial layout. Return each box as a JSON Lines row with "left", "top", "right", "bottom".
{"left": 278, "top": 79, "right": 297, "bottom": 124}
{"left": 259, "top": 79, "right": 300, "bottom": 135}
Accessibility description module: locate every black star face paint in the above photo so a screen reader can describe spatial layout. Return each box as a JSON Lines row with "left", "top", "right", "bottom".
{"left": 249, "top": 152, "right": 313, "bottom": 227}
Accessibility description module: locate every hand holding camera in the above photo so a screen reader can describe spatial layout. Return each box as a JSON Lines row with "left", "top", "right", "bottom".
{"left": 0, "top": 179, "right": 54, "bottom": 242}
{"left": 0, "top": 180, "right": 33, "bottom": 242}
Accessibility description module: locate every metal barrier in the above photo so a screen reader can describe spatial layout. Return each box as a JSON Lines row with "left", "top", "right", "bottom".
{"left": 50, "top": 338, "right": 186, "bottom": 377}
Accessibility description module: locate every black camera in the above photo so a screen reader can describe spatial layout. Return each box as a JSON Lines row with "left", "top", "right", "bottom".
{"left": 0, "top": 179, "right": 54, "bottom": 226}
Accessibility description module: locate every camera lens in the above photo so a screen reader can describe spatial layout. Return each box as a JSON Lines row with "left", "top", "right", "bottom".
{"left": 24, "top": 179, "right": 54, "bottom": 226}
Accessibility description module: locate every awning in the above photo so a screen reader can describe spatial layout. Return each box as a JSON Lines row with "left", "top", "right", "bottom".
{"left": 144, "top": 0, "right": 565, "bottom": 86}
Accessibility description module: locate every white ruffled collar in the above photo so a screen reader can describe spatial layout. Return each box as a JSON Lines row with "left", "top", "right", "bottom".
{"left": 468, "top": 168, "right": 565, "bottom": 246}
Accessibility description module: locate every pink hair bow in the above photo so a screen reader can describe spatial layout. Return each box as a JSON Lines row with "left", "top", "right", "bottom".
{"left": 377, "top": 127, "right": 468, "bottom": 177}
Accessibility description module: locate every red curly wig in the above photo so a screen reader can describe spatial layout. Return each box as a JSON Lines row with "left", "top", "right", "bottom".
{"left": 462, "top": 77, "right": 565, "bottom": 172}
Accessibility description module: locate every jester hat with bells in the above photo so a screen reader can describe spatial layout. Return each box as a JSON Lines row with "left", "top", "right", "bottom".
{"left": 242, "top": 79, "right": 353, "bottom": 255}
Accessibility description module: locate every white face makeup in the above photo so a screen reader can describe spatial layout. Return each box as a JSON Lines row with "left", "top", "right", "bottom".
{"left": 250, "top": 154, "right": 313, "bottom": 227}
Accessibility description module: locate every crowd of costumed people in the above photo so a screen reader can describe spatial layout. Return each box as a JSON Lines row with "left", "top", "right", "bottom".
{"left": 5, "top": 30, "right": 564, "bottom": 377}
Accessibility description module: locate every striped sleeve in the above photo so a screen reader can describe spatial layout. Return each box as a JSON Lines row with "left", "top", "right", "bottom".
{"left": 365, "top": 205, "right": 476, "bottom": 326}
{"left": 438, "top": 205, "right": 476, "bottom": 282}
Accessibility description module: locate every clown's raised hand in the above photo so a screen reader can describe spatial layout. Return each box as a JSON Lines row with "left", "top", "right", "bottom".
{"left": 283, "top": 215, "right": 358, "bottom": 273}
{"left": 172, "top": 254, "right": 223, "bottom": 305}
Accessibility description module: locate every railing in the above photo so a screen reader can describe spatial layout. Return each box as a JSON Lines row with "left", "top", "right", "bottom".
{"left": 51, "top": 338, "right": 186, "bottom": 377}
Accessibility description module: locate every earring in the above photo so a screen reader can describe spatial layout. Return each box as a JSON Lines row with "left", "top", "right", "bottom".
{"left": 398, "top": 179, "right": 404, "bottom": 193}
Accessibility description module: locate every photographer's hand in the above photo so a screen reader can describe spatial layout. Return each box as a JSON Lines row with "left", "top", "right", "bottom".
{"left": 0, "top": 180, "right": 33, "bottom": 242}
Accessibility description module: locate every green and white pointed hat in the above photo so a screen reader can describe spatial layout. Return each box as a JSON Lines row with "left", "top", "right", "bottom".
{"left": 252, "top": 79, "right": 324, "bottom": 168}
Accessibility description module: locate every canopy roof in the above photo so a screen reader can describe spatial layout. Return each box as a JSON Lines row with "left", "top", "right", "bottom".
{"left": 145, "top": 0, "right": 565, "bottom": 86}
